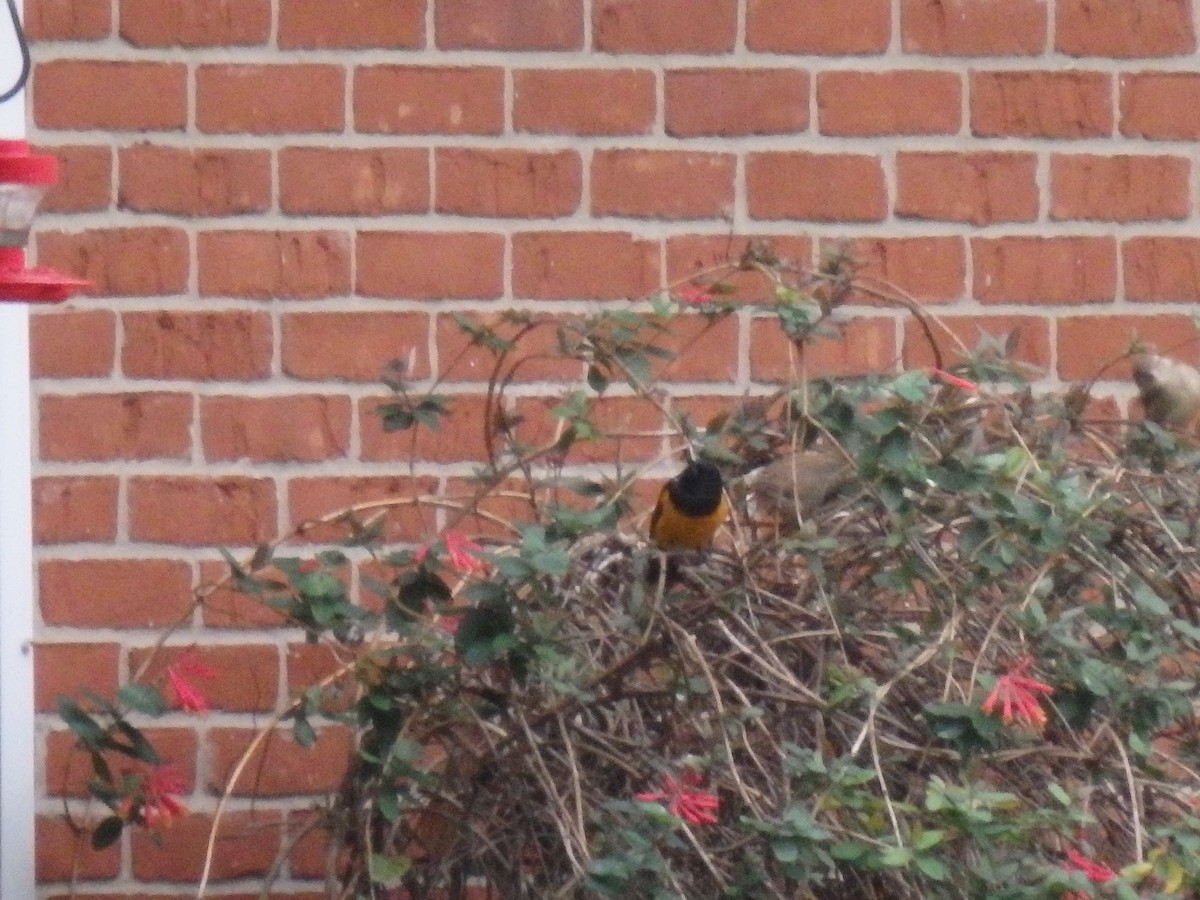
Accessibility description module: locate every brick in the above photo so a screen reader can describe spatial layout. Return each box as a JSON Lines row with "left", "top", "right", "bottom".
{"left": 442, "top": 475, "right": 541, "bottom": 540}
{"left": 514, "top": 394, "right": 665, "bottom": 464}
{"left": 30, "top": 309, "right": 115, "bottom": 378}
{"left": 286, "top": 641, "right": 361, "bottom": 714}
{"left": 45, "top": 728, "right": 198, "bottom": 797}
{"left": 200, "top": 561, "right": 290, "bottom": 629}
{"left": 817, "top": 71, "right": 961, "bottom": 136}
{"left": 830, "top": 236, "right": 966, "bottom": 304}
{"left": 591, "top": 150, "right": 735, "bottom": 220}
{"left": 279, "top": 0, "right": 423, "bottom": 48}
{"left": 25, "top": 0, "right": 110, "bottom": 39}
{"left": 119, "top": 145, "right": 270, "bottom": 216}
{"left": 436, "top": 0, "right": 583, "bottom": 49}
{"left": 1051, "top": 155, "right": 1190, "bottom": 222}
{"left": 436, "top": 312, "right": 585, "bottom": 382}
{"left": 1121, "top": 73, "right": 1200, "bottom": 140}
{"left": 972, "top": 237, "right": 1117, "bottom": 305}
{"left": 971, "top": 70, "right": 1112, "bottom": 138}
{"left": 197, "top": 64, "right": 343, "bottom": 134}
{"left": 747, "top": 0, "right": 890, "bottom": 53}
{"left": 34, "top": 60, "right": 186, "bottom": 131}
{"left": 131, "top": 810, "right": 282, "bottom": 881}
{"left": 1057, "top": 314, "right": 1200, "bottom": 380}
{"left": 435, "top": 148, "right": 580, "bottom": 218}
{"left": 287, "top": 809, "right": 332, "bottom": 879}
{"left": 120, "top": 0, "right": 270, "bottom": 46}
{"left": 36, "top": 815, "right": 119, "bottom": 882}
{"left": 198, "top": 231, "right": 351, "bottom": 299}
{"left": 280, "top": 147, "right": 429, "bottom": 216}
{"left": 37, "top": 227, "right": 188, "bottom": 297}
{"left": 1057, "top": 0, "right": 1194, "bottom": 57}
{"left": 665, "top": 69, "right": 810, "bottom": 137}
{"left": 39, "top": 392, "right": 192, "bottom": 462}
{"left": 651, "top": 314, "right": 740, "bottom": 383}
{"left": 514, "top": 68, "right": 655, "bottom": 135}
{"left": 594, "top": 0, "right": 737, "bottom": 53}
{"left": 355, "top": 66, "right": 504, "bottom": 135}
{"left": 129, "top": 476, "right": 277, "bottom": 546}
{"left": 122, "top": 311, "right": 273, "bottom": 381}
{"left": 281, "top": 311, "right": 430, "bottom": 382}
{"left": 1124, "top": 237, "right": 1200, "bottom": 302}
{"left": 896, "top": 152, "right": 1038, "bottom": 225}
{"left": 357, "top": 231, "right": 504, "bottom": 299}
{"left": 747, "top": 152, "right": 886, "bottom": 222}
{"left": 901, "top": 0, "right": 1047, "bottom": 55}
{"left": 36, "top": 144, "right": 111, "bottom": 213}
{"left": 287, "top": 475, "right": 439, "bottom": 543}
{"left": 201, "top": 395, "right": 351, "bottom": 462}
{"left": 359, "top": 393, "right": 493, "bottom": 464}
{"left": 34, "top": 643, "right": 119, "bottom": 713}
{"left": 33, "top": 476, "right": 119, "bottom": 544}
{"left": 750, "top": 316, "right": 898, "bottom": 381}
{"left": 39, "top": 558, "right": 193, "bottom": 628}
{"left": 208, "top": 726, "right": 352, "bottom": 796}
{"left": 129, "top": 644, "right": 279, "bottom": 713}
{"left": 665, "top": 234, "right": 815, "bottom": 304}
{"left": 902, "top": 314, "right": 1052, "bottom": 371}
{"left": 512, "top": 231, "right": 659, "bottom": 300}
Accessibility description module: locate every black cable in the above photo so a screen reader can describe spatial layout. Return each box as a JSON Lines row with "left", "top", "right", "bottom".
{"left": 0, "top": 0, "right": 31, "bottom": 105}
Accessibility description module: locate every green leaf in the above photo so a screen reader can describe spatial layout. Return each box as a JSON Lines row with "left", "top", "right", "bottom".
{"left": 1128, "top": 730, "right": 1151, "bottom": 757}
{"left": 91, "top": 815, "right": 124, "bottom": 850}
{"left": 377, "top": 402, "right": 415, "bottom": 432}
{"left": 892, "top": 369, "right": 931, "bottom": 403}
{"left": 1128, "top": 578, "right": 1170, "bottom": 617}
{"left": 829, "top": 840, "right": 868, "bottom": 862}
{"left": 455, "top": 598, "right": 516, "bottom": 666}
{"left": 879, "top": 845, "right": 914, "bottom": 867}
{"left": 915, "top": 855, "right": 949, "bottom": 881}
{"left": 377, "top": 790, "right": 401, "bottom": 823}
{"left": 396, "top": 569, "right": 452, "bottom": 612}
{"left": 293, "top": 713, "right": 317, "bottom": 748}
{"left": 586, "top": 364, "right": 610, "bottom": 393}
{"left": 118, "top": 683, "right": 166, "bottom": 717}
{"left": 369, "top": 851, "right": 411, "bottom": 886}
{"left": 771, "top": 840, "right": 800, "bottom": 864}
{"left": 112, "top": 719, "right": 161, "bottom": 764}
{"left": 1048, "top": 782, "right": 1072, "bottom": 806}
{"left": 913, "top": 829, "right": 944, "bottom": 851}
{"left": 57, "top": 697, "right": 105, "bottom": 746}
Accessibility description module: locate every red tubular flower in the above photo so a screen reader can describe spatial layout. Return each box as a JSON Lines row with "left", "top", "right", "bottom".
{"left": 981, "top": 655, "right": 1053, "bottom": 729}
{"left": 636, "top": 769, "right": 720, "bottom": 825}
{"left": 443, "top": 530, "right": 485, "bottom": 573}
{"left": 1064, "top": 846, "right": 1116, "bottom": 883}
{"left": 676, "top": 283, "right": 714, "bottom": 305}
{"left": 417, "top": 530, "right": 486, "bottom": 574}
{"left": 136, "top": 764, "right": 188, "bottom": 829}
{"left": 932, "top": 367, "right": 978, "bottom": 392}
{"left": 166, "top": 649, "right": 216, "bottom": 713}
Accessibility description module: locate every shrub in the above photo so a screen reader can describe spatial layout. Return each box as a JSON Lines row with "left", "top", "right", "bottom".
{"left": 58, "top": 243, "right": 1200, "bottom": 898}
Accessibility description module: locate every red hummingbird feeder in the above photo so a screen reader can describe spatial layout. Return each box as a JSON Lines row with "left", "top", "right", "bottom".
{"left": 0, "top": 139, "right": 88, "bottom": 302}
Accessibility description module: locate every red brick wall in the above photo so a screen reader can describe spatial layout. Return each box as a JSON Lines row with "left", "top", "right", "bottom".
{"left": 26, "top": 0, "right": 1200, "bottom": 893}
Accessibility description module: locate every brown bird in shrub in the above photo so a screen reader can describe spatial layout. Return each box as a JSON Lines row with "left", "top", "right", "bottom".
{"left": 748, "top": 445, "right": 854, "bottom": 527}
{"left": 1132, "top": 352, "right": 1200, "bottom": 434}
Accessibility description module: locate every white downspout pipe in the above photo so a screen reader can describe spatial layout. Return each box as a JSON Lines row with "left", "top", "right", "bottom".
{"left": 0, "top": 0, "right": 39, "bottom": 894}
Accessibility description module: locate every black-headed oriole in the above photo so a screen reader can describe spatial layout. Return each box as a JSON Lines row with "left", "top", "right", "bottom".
{"left": 649, "top": 460, "right": 728, "bottom": 550}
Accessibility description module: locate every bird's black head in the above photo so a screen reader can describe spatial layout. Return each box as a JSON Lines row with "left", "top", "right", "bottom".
{"left": 669, "top": 460, "right": 725, "bottom": 515}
